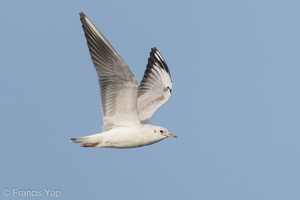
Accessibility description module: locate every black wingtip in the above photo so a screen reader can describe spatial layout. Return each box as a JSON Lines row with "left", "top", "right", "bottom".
{"left": 152, "top": 47, "right": 158, "bottom": 52}
{"left": 148, "top": 47, "right": 171, "bottom": 77}
{"left": 79, "top": 12, "right": 87, "bottom": 22}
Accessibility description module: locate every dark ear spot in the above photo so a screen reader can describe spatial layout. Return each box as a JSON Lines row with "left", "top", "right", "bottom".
{"left": 154, "top": 130, "right": 157, "bottom": 133}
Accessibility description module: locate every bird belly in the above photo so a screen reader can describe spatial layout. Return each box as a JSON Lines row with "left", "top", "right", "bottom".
{"left": 99, "top": 128, "right": 162, "bottom": 148}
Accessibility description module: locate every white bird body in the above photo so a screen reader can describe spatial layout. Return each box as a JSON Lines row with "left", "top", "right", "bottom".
{"left": 71, "top": 12, "right": 176, "bottom": 148}
{"left": 75, "top": 125, "right": 168, "bottom": 148}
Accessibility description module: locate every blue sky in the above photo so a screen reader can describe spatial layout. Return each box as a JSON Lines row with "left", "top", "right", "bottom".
{"left": 1, "top": 0, "right": 300, "bottom": 199}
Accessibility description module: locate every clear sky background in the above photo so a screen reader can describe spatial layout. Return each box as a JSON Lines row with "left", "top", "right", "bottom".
{"left": 1, "top": 0, "right": 300, "bottom": 199}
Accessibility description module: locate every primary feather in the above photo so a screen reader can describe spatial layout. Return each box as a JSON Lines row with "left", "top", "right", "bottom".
{"left": 137, "top": 48, "right": 172, "bottom": 124}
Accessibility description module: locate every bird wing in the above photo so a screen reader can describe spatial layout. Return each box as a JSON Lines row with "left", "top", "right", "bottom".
{"left": 80, "top": 12, "right": 141, "bottom": 131}
{"left": 137, "top": 48, "right": 172, "bottom": 124}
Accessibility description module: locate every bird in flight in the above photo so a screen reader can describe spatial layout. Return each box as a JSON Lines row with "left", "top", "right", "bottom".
{"left": 71, "top": 12, "right": 176, "bottom": 148}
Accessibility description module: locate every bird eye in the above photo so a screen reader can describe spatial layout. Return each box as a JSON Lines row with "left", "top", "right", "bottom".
{"left": 160, "top": 130, "right": 163, "bottom": 134}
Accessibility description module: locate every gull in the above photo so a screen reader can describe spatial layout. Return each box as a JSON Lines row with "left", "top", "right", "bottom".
{"left": 71, "top": 12, "right": 177, "bottom": 148}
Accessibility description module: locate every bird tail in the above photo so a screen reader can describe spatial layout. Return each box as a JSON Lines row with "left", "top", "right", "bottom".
{"left": 70, "top": 135, "right": 100, "bottom": 147}
{"left": 70, "top": 137, "right": 88, "bottom": 143}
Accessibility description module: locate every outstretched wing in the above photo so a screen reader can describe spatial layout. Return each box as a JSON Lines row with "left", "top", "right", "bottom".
{"left": 137, "top": 48, "right": 172, "bottom": 124}
{"left": 80, "top": 12, "right": 141, "bottom": 131}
